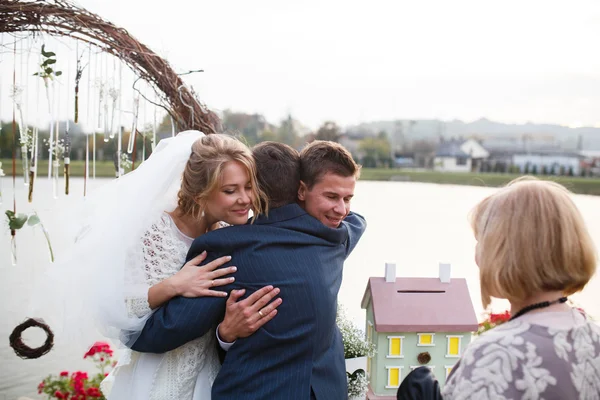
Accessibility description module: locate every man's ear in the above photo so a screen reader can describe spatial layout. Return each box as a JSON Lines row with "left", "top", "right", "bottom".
{"left": 297, "top": 181, "right": 308, "bottom": 201}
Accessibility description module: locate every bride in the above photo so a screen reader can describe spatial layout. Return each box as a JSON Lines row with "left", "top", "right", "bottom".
{"left": 42, "top": 131, "right": 278, "bottom": 400}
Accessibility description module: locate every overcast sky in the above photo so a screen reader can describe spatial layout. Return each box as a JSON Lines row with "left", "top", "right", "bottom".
{"left": 2, "top": 0, "right": 600, "bottom": 130}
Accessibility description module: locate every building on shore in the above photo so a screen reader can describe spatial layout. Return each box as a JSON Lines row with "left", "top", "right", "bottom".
{"left": 433, "top": 139, "right": 489, "bottom": 172}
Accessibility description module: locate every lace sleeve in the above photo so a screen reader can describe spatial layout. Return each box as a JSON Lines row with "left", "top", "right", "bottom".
{"left": 124, "top": 214, "right": 188, "bottom": 318}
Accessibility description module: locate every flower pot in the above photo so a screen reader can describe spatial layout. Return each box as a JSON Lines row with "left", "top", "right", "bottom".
{"left": 345, "top": 356, "right": 367, "bottom": 373}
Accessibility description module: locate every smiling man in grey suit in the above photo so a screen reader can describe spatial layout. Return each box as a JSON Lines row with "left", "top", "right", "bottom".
{"left": 131, "top": 140, "right": 366, "bottom": 400}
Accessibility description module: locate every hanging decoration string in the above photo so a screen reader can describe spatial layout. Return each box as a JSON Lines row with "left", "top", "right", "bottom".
{"left": 29, "top": 39, "right": 41, "bottom": 203}
{"left": 84, "top": 42, "right": 91, "bottom": 194}
{"left": 92, "top": 47, "right": 98, "bottom": 179}
{"left": 64, "top": 49, "right": 71, "bottom": 195}
{"left": 51, "top": 74, "right": 59, "bottom": 199}
{"left": 11, "top": 38, "right": 18, "bottom": 265}
{"left": 0, "top": 33, "right": 4, "bottom": 207}
{"left": 101, "top": 50, "right": 108, "bottom": 143}
{"left": 116, "top": 60, "right": 123, "bottom": 177}
{"left": 141, "top": 85, "right": 147, "bottom": 163}
{"left": 25, "top": 35, "right": 36, "bottom": 203}
{"left": 17, "top": 35, "right": 29, "bottom": 188}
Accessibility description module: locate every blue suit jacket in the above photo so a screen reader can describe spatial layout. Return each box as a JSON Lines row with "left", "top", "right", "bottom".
{"left": 131, "top": 203, "right": 366, "bottom": 400}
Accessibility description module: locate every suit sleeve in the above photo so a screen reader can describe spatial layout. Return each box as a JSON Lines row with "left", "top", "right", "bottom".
{"left": 130, "top": 241, "right": 232, "bottom": 353}
{"left": 130, "top": 294, "right": 227, "bottom": 353}
{"left": 342, "top": 212, "right": 367, "bottom": 258}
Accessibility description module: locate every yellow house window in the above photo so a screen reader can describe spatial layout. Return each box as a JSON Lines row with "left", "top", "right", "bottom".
{"left": 386, "top": 366, "right": 403, "bottom": 388}
{"left": 417, "top": 333, "right": 435, "bottom": 346}
{"left": 446, "top": 335, "right": 463, "bottom": 358}
{"left": 387, "top": 336, "right": 404, "bottom": 358}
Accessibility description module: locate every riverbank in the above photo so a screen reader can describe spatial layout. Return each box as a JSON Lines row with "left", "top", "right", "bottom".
{"left": 0, "top": 159, "right": 131, "bottom": 178}
{"left": 359, "top": 169, "right": 600, "bottom": 196}
{"left": 2, "top": 160, "right": 600, "bottom": 196}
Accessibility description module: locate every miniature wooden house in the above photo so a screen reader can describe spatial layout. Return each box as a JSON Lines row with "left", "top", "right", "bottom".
{"left": 361, "top": 263, "right": 478, "bottom": 399}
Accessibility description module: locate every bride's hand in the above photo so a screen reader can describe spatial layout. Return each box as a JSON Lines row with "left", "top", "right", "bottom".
{"left": 169, "top": 251, "right": 237, "bottom": 298}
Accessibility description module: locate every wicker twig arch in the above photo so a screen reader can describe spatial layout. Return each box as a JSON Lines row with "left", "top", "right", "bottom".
{"left": 0, "top": 0, "right": 220, "bottom": 134}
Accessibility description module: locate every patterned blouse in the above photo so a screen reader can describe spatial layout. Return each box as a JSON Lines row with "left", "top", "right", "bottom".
{"left": 442, "top": 308, "right": 600, "bottom": 400}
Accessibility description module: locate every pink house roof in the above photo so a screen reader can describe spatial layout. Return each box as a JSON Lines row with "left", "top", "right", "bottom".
{"left": 361, "top": 277, "right": 479, "bottom": 332}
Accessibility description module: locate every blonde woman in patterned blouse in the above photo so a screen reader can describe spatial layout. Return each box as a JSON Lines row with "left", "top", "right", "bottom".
{"left": 443, "top": 177, "right": 599, "bottom": 400}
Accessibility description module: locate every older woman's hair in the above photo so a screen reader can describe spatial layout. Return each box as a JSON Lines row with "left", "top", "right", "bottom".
{"left": 470, "top": 176, "right": 597, "bottom": 308}
{"left": 177, "top": 134, "right": 268, "bottom": 220}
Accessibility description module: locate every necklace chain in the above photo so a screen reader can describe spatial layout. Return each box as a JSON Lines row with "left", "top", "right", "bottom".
{"left": 510, "top": 297, "right": 568, "bottom": 321}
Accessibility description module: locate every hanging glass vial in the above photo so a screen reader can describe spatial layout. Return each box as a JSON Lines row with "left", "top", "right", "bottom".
{"left": 16, "top": 107, "right": 30, "bottom": 187}
{"left": 128, "top": 96, "right": 139, "bottom": 154}
{"left": 64, "top": 122, "right": 72, "bottom": 195}
{"left": 109, "top": 86, "right": 119, "bottom": 140}
{"left": 28, "top": 127, "right": 37, "bottom": 203}
{"left": 0, "top": 162, "right": 4, "bottom": 206}
{"left": 12, "top": 85, "right": 29, "bottom": 186}
{"left": 10, "top": 234, "right": 17, "bottom": 266}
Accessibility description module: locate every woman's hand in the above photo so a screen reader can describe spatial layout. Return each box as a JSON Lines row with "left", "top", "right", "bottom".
{"left": 218, "top": 286, "right": 282, "bottom": 343}
{"left": 169, "top": 251, "right": 237, "bottom": 298}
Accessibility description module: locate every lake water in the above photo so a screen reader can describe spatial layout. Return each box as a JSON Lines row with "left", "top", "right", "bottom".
{"left": 1, "top": 177, "right": 599, "bottom": 399}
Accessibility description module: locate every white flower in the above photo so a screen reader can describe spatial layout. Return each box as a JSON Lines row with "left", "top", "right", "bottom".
{"left": 347, "top": 370, "right": 368, "bottom": 397}
{"left": 337, "top": 305, "right": 373, "bottom": 398}
{"left": 120, "top": 152, "right": 132, "bottom": 170}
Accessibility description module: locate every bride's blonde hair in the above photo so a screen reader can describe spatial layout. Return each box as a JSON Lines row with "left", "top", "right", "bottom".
{"left": 177, "top": 134, "right": 267, "bottom": 221}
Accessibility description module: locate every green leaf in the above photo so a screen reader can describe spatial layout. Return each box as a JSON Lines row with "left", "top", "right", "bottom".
{"left": 33, "top": 72, "right": 39, "bottom": 76}
{"left": 5, "top": 210, "right": 15, "bottom": 218}
{"left": 41, "top": 45, "right": 56, "bottom": 58}
{"left": 55, "top": 71, "right": 62, "bottom": 76}
{"left": 42, "top": 59, "right": 57, "bottom": 66}
{"left": 45, "top": 67, "right": 53, "bottom": 74}
{"left": 8, "top": 213, "right": 28, "bottom": 230}
{"left": 27, "top": 215, "right": 40, "bottom": 226}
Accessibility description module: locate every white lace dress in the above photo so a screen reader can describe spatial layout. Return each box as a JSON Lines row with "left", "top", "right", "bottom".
{"left": 102, "top": 212, "right": 221, "bottom": 400}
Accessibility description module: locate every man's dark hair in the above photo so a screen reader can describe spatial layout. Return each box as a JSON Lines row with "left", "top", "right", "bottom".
{"left": 252, "top": 142, "right": 300, "bottom": 209}
{"left": 299, "top": 140, "right": 361, "bottom": 189}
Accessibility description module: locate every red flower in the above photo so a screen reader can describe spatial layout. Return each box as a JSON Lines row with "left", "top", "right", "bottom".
{"left": 488, "top": 310, "right": 511, "bottom": 324}
{"left": 84, "top": 341, "right": 113, "bottom": 358}
{"left": 72, "top": 371, "right": 88, "bottom": 380}
{"left": 87, "top": 387, "right": 102, "bottom": 397}
{"left": 38, "top": 341, "right": 117, "bottom": 400}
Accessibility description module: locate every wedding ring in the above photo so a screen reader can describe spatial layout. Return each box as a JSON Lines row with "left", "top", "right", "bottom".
{"left": 258, "top": 310, "right": 264, "bottom": 318}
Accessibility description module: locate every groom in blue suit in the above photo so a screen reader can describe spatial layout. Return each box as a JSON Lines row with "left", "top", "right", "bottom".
{"left": 131, "top": 140, "right": 366, "bottom": 399}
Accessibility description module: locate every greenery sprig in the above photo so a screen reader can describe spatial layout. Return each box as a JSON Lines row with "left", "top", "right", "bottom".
{"left": 33, "top": 45, "right": 63, "bottom": 80}
{"left": 5, "top": 210, "right": 54, "bottom": 262}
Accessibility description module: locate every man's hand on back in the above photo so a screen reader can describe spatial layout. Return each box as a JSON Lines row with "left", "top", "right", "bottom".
{"left": 218, "top": 286, "right": 282, "bottom": 342}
